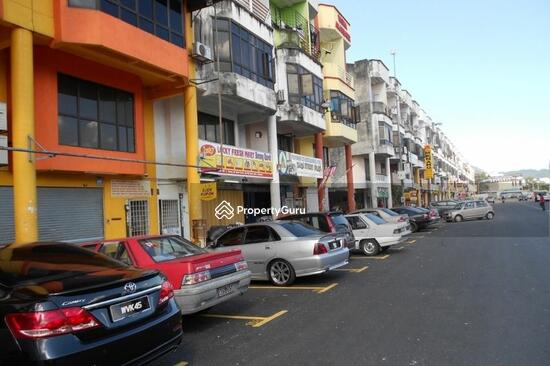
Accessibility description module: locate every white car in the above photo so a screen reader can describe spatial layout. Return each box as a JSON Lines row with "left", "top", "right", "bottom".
{"left": 353, "top": 208, "right": 409, "bottom": 225}
{"left": 345, "top": 213, "right": 411, "bottom": 256}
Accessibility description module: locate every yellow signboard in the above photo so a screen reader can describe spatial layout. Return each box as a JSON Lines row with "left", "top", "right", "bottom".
{"left": 423, "top": 145, "right": 434, "bottom": 179}
{"left": 200, "top": 182, "right": 217, "bottom": 201}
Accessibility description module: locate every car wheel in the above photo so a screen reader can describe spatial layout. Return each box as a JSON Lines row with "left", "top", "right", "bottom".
{"left": 360, "top": 239, "right": 380, "bottom": 256}
{"left": 268, "top": 259, "right": 296, "bottom": 286}
{"left": 410, "top": 221, "right": 418, "bottom": 232}
{"left": 486, "top": 212, "right": 494, "bottom": 220}
{"left": 454, "top": 215, "right": 463, "bottom": 223}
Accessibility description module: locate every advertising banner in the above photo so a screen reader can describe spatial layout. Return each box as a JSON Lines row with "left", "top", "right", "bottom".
{"left": 423, "top": 144, "right": 434, "bottom": 179}
{"left": 200, "top": 182, "right": 217, "bottom": 201}
{"left": 199, "top": 140, "right": 273, "bottom": 179}
{"left": 278, "top": 151, "right": 323, "bottom": 179}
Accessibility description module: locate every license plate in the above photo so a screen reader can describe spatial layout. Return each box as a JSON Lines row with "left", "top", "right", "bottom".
{"left": 217, "top": 283, "right": 237, "bottom": 298}
{"left": 110, "top": 296, "right": 150, "bottom": 322}
{"left": 329, "top": 241, "right": 340, "bottom": 249}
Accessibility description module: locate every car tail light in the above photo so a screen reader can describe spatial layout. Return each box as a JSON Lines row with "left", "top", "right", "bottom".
{"left": 313, "top": 243, "right": 328, "bottom": 255}
{"left": 158, "top": 281, "right": 174, "bottom": 305}
{"left": 181, "top": 271, "right": 211, "bottom": 286}
{"left": 423, "top": 214, "right": 428, "bottom": 219}
{"left": 398, "top": 216, "right": 407, "bottom": 222}
{"left": 234, "top": 261, "right": 248, "bottom": 271}
{"left": 5, "top": 307, "right": 100, "bottom": 339}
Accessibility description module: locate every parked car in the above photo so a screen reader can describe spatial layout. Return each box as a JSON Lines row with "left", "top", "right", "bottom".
{"left": 279, "top": 212, "right": 355, "bottom": 250}
{"left": 0, "top": 242, "right": 182, "bottom": 365}
{"left": 446, "top": 200, "right": 495, "bottom": 222}
{"left": 83, "top": 235, "right": 251, "bottom": 315}
{"left": 415, "top": 206, "right": 442, "bottom": 224}
{"left": 430, "top": 200, "right": 461, "bottom": 216}
{"left": 210, "top": 221, "right": 349, "bottom": 286}
{"left": 391, "top": 207, "right": 438, "bottom": 232}
{"left": 353, "top": 207, "right": 409, "bottom": 225}
{"left": 345, "top": 213, "right": 410, "bottom": 256}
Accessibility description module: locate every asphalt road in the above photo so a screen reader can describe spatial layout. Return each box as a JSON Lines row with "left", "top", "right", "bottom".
{"left": 153, "top": 201, "right": 550, "bottom": 366}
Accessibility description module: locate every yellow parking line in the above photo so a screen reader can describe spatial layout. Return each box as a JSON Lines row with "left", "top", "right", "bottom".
{"left": 407, "top": 239, "right": 417, "bottom": 244}
{"left": 333, "top": 266, "right": 368, "bottom": 273}
{"left": 350, "top": 254, "right": 390, "bottom": 260}
{"left": 173, "top": 362, "right": 188, "bottom": 366}
{"left": 249, "top": 283, "right": 338, "bottom": 294}
{"left": 198, "top": 310, "right": 288, "bottom": 328}
{"left": 395, "top": 246, "right": 405, "bottom": 250}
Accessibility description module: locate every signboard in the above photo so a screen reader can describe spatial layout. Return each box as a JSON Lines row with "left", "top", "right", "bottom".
{"left": 200, "top": 182, "right": 217, "bottom": 201}
{"left": 199, "top": 140, "right": 273, "bottom": 179}
{"left": 111, "top": 180, "right": 150, "bottom": 198}
{"left": 377, "top": 187, "right": 389, "bottom": 198}
{"left": 423, "top": 145, "right": 434, "bottom": 179}
{"left": 335, "top": 14, "right": 351, "bottom": 43}
{"left": 398, "top": 171, "right": 406, "bottom": 180}
{"left": 278, "top": 151, "right": 323, "bottom": 179}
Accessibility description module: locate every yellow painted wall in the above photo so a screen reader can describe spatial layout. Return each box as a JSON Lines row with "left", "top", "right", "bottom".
{"left": 201, "top": 190, "right": 245, "bottom": 229}
{"left": 297, "top": 137, "right": 317, "bottom": 186}
{"left": 1, "top": 0, "right": 54, "bottom": 37}
{"left": 143, "top": 98, "right": 159, "bottom": 236}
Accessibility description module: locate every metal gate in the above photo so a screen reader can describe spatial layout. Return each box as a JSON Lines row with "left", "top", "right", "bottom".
{"left": 159, "top": 199, "right": 181, "bottom": 235}
{"left": 128, "top": 200, "right": 149, "bottom": 236}
{"left": 0, "top": 187, "right": 104, "bottom": 244}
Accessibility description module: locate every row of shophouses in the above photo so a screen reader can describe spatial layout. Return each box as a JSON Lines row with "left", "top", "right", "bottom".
{"left": 0, "top": 0, "right": 475, "bottom": 245}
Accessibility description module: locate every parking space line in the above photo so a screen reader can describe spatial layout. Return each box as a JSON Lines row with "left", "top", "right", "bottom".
{"left": 350, "top": 254, "right": 390, "bottom": 260}
{"left": 395, "top": 246, "right": 405, "bottom": 250}
{"left": 407, "top": 239, "right": 417, "bottom": 244}
{"left": 173, "top": 362, "right": 188, "bottom": 366}
{"left": 198, "top": 310, "right": 288, "bottom": 328}
{"left": 333, "top": 266, "right": 368, "bottom": 273}
{"left": 249, "top": 283, "right": 338, "bottom": 294}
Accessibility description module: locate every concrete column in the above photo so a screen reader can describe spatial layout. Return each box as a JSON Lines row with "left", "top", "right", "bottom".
{"left": 11, "top": 28, "right": 37, "bottom": 245}
{"left": 386, "top": 157, "right": 393, "bottom": 208}
{"left": 369, "top": 153, "right": 377, "bottom": 208}
{"left": 315, "top": 133, "right": 325, "bottom": 210}
{"left": 267, "top": 115, "right": 281, "bottom": 215}
{"left": 345, "top": 144, "right": 355, "bottom": 212}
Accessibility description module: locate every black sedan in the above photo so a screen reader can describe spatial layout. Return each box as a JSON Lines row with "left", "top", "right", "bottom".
{"left": 0, "top": 242, "right": 182, "bottom": 365}
{"left": 391, "top": 207, "right": 438, "bottom": 232}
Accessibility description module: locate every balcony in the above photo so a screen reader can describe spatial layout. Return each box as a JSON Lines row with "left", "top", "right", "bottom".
{"left": 409, "top": 152, "right": 419, "bottom": 166}
{"left": 369, "top": 60, "right": 390, "bottom": 85}
{"left": 375, "top": 174, "right": 391, "bottom": 184}
{"left": 372, "top": 101, "right": 389, "bottom": 115}
{"left": 324, "top": 120, "right": 358, "bottom": 146}
{"left": 376, "top": 140, "right": 394, "bottom": 157}
{"left": 234, "top": 0, "right": 271, "bottom": 25}
{"left": 318, "top": 4, "right": 351, "bottom": 49}
{"left": 271, "top": 7, "right": 320, "bottom": 60}
{"left": 323, "top": 63, "right": 354, "bottom": 92}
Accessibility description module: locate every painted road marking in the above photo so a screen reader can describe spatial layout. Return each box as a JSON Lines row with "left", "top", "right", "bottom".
{"left": 407, "top": 239, "right": 417, "bottom": 244}
{"left": 394, "top": 246, "right": 405, "bottom": 250}
{"left": 173, "top": 362, "right": 188, "bottom": 366}
{"left": 249, "top": 283, "right": 338, "bottom": 294}
{"left": 350, "top": 254, "right": 390, "bottom": 260}
{"left": 333, "top": 266, "right": 368, "bottom": 273}
{"left": 198, "top": 310, "right": 288, "bottom": 328}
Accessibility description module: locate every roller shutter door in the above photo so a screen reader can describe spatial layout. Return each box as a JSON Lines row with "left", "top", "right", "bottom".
{"left": 0, "top": 187, "right": 104, "bottom": 244}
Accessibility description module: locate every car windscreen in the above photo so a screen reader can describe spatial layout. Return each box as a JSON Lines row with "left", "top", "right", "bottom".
{"left": 366, "top": 213, "right": 387, "bottom": 225}
{"left": 380, "top": 208, "right": 399, "bottom": 216}
{"left": 329, "top": 214, "right": 351, "bottom": 230}
{"left": 0, "top": 242, "right": 127, "bottom": 287}
{"left": 139, "top": 236, "right": 206, "bottom": 262}
{"left": 280, "top": 222, "right": 323, "bottom": 237}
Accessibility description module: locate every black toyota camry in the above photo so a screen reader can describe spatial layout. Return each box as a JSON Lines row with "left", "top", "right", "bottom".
{"left": 0, "top": 242, "right": 182, "bottom": 365}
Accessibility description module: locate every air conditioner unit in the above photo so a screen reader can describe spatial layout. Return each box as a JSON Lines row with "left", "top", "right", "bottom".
{"left": 276, "top": 90, "right": 286, "bottom": 105}
{"left": 0, "top": 135, "right": 7, "bottom": 166}
{"left": 192, "top": 42, "right": 213, "bottom": 64}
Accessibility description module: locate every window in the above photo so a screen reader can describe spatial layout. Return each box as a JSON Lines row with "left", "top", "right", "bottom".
{"left": 309, "top": 215, "right": 330, "bottom": 232}
{"left": 330, "top": 90, "right": 359, "bottom": 128}
{"left": 58, "top": 74, "right": 135, "bottom": 152}
{"left": 366, "top": 213, "right": 386, "bottom": 225}
{"left": 244, "top": 226, "right": 280, "bottom": 244}
{"left": 365, "top": 158, "right": 370, "bottom": 181}
{"left": 286, "top": 64, "right": 324, "bottom": 112}
{"left": 99, "top": 241, "right": 133, "bottom": 265}
{"left": 198, "top": 112, "right": 235, "bottom": 145}
{"left": 464, "top": 202, "right": 475, "bottom": 209}
{"left": 280, "top": 222, "right": 322, "bottom": 237}
{"left": 346, "top": 216, "right": 367, "bottom": 230}
{"left": 378, "top": 122, "right": 392, "bottom": 145}
{"left": 139, "top": 236, "right": 205, "bottom": 262}
{"left": 476, "top": 201, "right": 488, "bottom": 208}
{"left": 278, "top": 134, "right": 293, "bottom": 153}
{"left": 213, "top": 19, "right": 275, "bottom": 89}
{"left": 217, "top": 227, "right": 246, "bottom": 246}
{"left": 94, "top": 0, "right": 185, "bottom": 47}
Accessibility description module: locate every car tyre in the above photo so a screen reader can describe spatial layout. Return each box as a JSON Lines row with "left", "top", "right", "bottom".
{"left": 360, "top": 239, "right": 380, "bottom": 256}
{"left": 410, "top": 221, "right": 418, "bottom": 232}
{"left": 486, "top": 212, "right": 494, "bottom": 220}
{"left": 268, "top": 259, "right": 296, "bottom": 286}
{"left": 454, "top": 215, "right": 463, "bottom": 223}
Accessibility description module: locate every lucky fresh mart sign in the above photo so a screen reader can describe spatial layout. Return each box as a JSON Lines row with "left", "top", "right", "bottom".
{"left": 278, "top": 151, "right": 323, "bottom": 179}
{"left": 199, "top": 140, "right": 273, "bottom": 179}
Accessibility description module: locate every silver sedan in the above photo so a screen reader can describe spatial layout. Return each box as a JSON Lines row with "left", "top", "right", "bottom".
{"left": 210, "top": 221, "right": 350, "bottom": 286}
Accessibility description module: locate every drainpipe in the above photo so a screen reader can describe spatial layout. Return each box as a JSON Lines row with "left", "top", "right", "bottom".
{"left": 11, "top": 28, "right": 38, "bottom": 245}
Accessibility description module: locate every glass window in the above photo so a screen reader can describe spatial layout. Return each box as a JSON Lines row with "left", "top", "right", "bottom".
{"left": 217, "top": 227, "right": 246, "bottom": 247}
{"left": 366, "top": 213, "right": 386, "bottom": 225}
{"left": 93, "top": 0, "right": 184, "bottom": 48}
{"left": 58, "top": 74, "right": 135, "bottom": 152}
{"left": 380, "top": 208, "right": 399, "bottom": 216}
{"left": 346, "top": 216, "right": 367, "bottom": 230}
{"left": 280, "top": 222, "right": 322, "bottom": 237}
{"left": 198, "top": 112, "right": 235, "bottom": 145}
{"left": 99, "top": 241, "right": 133, "bottom": 265}
{"left": 244, "top": 226, "right": 272, "bottom": 244}
{"left": 139, "top": 236, "right": 206, "bottom": 262}
{"left": 464, "top": 202, "right": 475, "bottom": 209}
{"left": 329, "top": 90, "right": 358, "bottom": 128}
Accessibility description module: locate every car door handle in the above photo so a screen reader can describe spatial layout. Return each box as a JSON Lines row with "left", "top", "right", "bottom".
{"left": 265, "top": 246, "right": 271, "bottom": 249}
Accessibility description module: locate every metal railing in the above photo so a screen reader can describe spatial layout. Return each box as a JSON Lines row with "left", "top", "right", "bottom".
{"left": 234, "top": 0, "right": 271, "bottom": 24}
{"left": 271, "top": 7, "right": 320, "bottom": 60}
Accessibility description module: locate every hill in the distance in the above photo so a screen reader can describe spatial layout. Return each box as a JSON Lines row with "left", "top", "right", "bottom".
{"left": 500, "top": 169, "right": 550, "bottom": 179}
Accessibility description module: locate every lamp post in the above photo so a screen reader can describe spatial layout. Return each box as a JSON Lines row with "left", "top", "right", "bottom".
{"left": 391, "top": 50, "right": 404, "bottom": 203}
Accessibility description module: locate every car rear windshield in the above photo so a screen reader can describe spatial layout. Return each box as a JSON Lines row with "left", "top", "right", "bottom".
{"left": 380, "top": 208, "right": 398, "bottom": 216}
{"left": 366, "top": 213, "right": 387, "bottom": 225}
{"left": 329, "top": 214, "right": 351, "bottom": 229}
{"left": 0, "top": 242, "right": 126, "bottom": 287}
{"left": 139, "top": 236, "right": 206, "bottom": 262}
{"left": 280, "top": 222, "right": 322, "bottom": 237}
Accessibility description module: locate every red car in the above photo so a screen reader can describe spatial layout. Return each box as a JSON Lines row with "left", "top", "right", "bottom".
{"left": 83, "top": 235, "right": 251, "bottom": 315}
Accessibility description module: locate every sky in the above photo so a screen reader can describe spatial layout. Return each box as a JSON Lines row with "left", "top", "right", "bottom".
{"left": 325, "top": 0, "right": 550, "bottom": 174}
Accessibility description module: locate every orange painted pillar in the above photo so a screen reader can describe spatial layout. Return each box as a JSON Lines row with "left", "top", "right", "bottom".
{"left": 315, "top": 132, "right": 324, "bottom": 210}
{"left": 345, "top": 144, "right": 355, "bottom": 212}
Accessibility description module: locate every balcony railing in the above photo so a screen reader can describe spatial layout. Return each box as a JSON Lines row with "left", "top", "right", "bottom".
{"left": 372, "top": 101, "right": 388, "bottom": 114}
{"left": 235, "top": 0, "right": 271, "bottom": 24}
{"left": 271, "top": 6, "right": 320, "bottom": 59}
{"left": 379, "top": 139, "right": 392, "bottom": 146}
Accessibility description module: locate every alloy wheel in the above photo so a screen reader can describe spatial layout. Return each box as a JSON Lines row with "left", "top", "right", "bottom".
{"left": 270, "top": 261, "right": 291, "bottom": 285}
